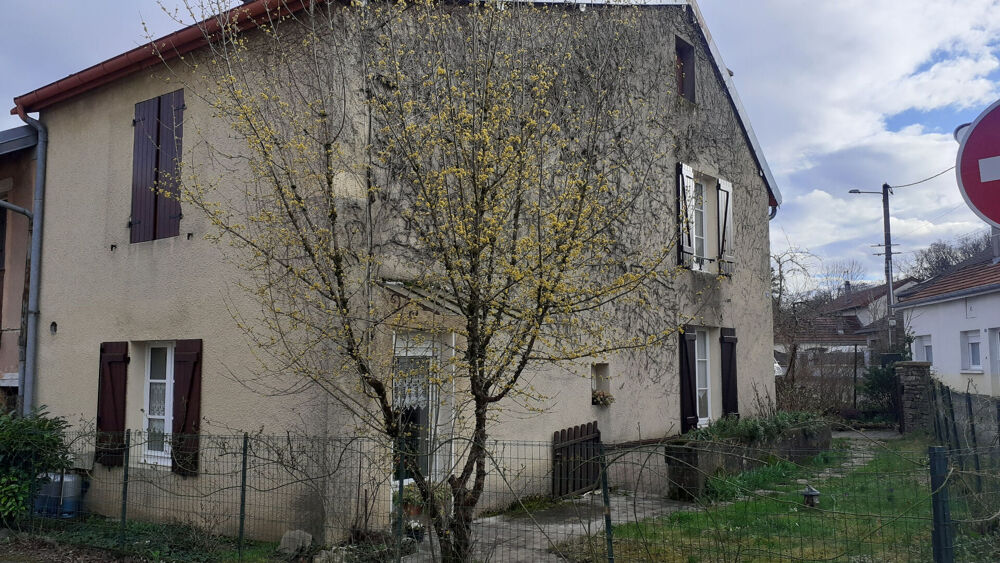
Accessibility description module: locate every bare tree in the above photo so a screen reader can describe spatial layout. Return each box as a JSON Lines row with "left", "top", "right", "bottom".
{"left": 165, "top": 1, "right": 702, "bottom": 559}
{"left": 903, "top": 230, "right": 991, "bottom": 281}
{"left": 816, "top": 258, "right": 868, "bottom": 299}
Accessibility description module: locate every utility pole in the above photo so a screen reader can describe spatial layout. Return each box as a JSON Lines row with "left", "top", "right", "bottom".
{"left": 850, "top": 183, "right": 897, "bottom": 351}
{"left": 882, "top": 183, "right": 895, "bottom": 349}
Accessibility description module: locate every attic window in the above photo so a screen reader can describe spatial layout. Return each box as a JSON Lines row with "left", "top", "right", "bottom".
{"left": 675, "top": 37, "right": 695, "bottom": 103}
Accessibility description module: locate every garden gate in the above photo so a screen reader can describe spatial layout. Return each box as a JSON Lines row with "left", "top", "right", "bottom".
{"left": 551, "top": 421, "right": 601, "bottom": 497}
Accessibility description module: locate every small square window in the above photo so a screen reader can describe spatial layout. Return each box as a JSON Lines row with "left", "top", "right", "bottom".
{"left": 591, "top": 363, "right": 611, "bottom": 393}
{"left": 675, "top": 37, "right": 695, "bottom": 103}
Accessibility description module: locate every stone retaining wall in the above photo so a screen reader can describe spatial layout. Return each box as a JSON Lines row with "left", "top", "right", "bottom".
{"left": 662, "top": 425, "right": 832, "bottom": 501}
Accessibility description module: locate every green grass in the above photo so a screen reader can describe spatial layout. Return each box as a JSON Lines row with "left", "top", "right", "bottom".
{"left": 479, "top": 494, "right": 565, "bottom": 518}
{"left": 558, "top": 437, "right": 938, "bottom": 562}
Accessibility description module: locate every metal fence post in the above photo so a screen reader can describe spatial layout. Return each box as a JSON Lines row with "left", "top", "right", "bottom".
{"left": 119, "top": 429, "right": 131, "bottom": 548}
{"left": 395, "top": 436, "right": 405, "bottom": 563}
{"left": 964, "top": 393, "right": 982, "bottom": 493}
{"left": 238, "top": 433, "right": 249, "bottom": 561}
{"left": 929, "top": 446, "right": 954, "bottom": 563}
{"left": 599, "top": 443, "right": 615, "bottom": 563}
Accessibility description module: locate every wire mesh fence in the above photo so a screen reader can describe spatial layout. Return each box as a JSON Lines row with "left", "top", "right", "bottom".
{"left": 8, "top": 428, "right": 1000, "bottom": 562}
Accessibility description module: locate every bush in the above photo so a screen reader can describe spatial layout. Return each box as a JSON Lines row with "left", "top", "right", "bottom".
{"left": 686, "top": 411, "right": 823, "bottom": 444}
{"left": 0, "top": 409, "right": 72, "bottom": 526}
{"left": 860, "top": 364, "right": 898, "bottom": 417}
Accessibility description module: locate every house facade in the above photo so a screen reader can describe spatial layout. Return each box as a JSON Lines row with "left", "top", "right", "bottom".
{"left": 13, "top": 0, "right": 779, "bottom": 538}
{"left": 896, "top": 246, "right": 1000, "bottom": 396}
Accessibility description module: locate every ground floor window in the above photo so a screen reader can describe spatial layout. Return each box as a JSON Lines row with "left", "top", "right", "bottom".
{"left": 143, "top": 342, "right": 175, "bottom": 465}
{"left": 696, "top": 330, "right": 710, "bottom": 425}
{"left": 393, "top": 333, "right": 437, "bottom": 481}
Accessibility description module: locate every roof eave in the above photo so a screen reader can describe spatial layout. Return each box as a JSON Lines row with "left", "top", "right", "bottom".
{"left": 686, "top": 0, "right": 781, "bottom": 208}
{"left": 895, "top": 282, "right": 1000, "bottom": 310}
{"left": 0, "top": 125, "right": 38, "bottom": 157}
{"left": 11, "top": 0, "right": 314, "bottom": 116}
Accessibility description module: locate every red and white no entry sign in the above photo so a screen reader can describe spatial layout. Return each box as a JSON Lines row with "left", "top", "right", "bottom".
{"left": 957, "top": 98, "right": 1000, "bottom": 228}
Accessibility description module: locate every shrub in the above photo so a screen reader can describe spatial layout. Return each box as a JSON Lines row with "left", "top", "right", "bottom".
{"left": 860, "top": 363, "right": 898, "bottom": 417}
{"left": 686, "top": 411, "right": 823, "bottom": 444}
{"left": 0, "top": 409, "right": 72, "bottom": 526}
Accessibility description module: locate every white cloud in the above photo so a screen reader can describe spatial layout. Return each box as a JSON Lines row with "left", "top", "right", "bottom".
{"left": 700, "top": 0, "right": 1000, "bottom": 281}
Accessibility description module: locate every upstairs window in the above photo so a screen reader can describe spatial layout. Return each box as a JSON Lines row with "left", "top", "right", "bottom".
{"left": 130, "top": 90, "right": 184, "bottom": 243}
{"left": 677, "top": 164, "right": 735, "bottom": 274}
{"left": 692, "top": 182, "right": 706, "bottom": 268}
{"left": 675, "top": 36, "right": 695, "bottom": 103}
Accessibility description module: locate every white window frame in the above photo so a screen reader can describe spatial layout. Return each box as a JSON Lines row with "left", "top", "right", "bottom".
{"left": 142, "top": 342, "right": 175, "bottom": 466}
{"left": 695, "top": 330, "right": 711, "bottom": 426}
{"left": 391, "top": 332, "right": 437, "bottom": 487}
{"left": 960, "top": 330, "right": 983, "bottom": 373}
{"left": 913, "top": 335, "right": 932, "bottom": 363}
{"left": 692, "top": 182, "right": 707, "bottom": 270}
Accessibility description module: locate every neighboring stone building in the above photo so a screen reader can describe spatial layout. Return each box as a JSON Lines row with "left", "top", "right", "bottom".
{"left": 11, "top": 0, "right": 780, "bottom": 537}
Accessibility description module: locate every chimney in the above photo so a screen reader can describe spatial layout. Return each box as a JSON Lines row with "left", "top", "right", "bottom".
{"left": 844, "top": 280, "right": 851, "bottom": 293}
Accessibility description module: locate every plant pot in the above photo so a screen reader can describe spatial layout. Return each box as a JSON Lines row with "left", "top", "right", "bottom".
{"left": 406, "top": 527, "right": 425, "bottom": 542}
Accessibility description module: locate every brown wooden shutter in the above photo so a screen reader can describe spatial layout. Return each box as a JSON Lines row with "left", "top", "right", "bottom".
{"left": 130, "top": 98, "right": 159, "bottom": 243}
{"left": 155, "top": 90, "right": 184, "bottom": 240}
{"left": 96, "top": 342, "right": 129, "bottom": 467}
{"left": 677, "top": 163, "right": 695, "bottom": 266}
{"left": 678, "top": 329, "right": 698, "bottom": 433}
{"left": 717, "top": 179, "right": 735, "bottom": 276}
{"left": 720, "top": 328, "right": 739, "bottom": 417}
{"left": 171, "top": 339, "right": 202, "bottom": 476}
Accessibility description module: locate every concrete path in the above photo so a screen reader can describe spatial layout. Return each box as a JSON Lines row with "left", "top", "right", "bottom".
{"left": 403, "top": 491, "right": 691, "bottom": 562}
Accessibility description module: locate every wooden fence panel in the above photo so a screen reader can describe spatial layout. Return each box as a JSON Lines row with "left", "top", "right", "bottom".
{"left": 552, "top": 421, "right": 601, "bottom": 497}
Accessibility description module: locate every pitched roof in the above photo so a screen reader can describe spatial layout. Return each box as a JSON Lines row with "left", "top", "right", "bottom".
{"left": 10, "top": 0, "right": 781, "bottom": 208}
{"left": 896, "top": 248, "right": 1000, "bottom": 307}
{"left": 794, "top": 315, "right": 867, "bottom": 344}
{"left": 819, "top": 277, "right": 917, "bottom": 314}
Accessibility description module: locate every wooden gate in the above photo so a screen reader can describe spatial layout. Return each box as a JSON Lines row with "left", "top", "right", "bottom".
{"left": 552, "top": 421, "right": 601, "bottom": 497}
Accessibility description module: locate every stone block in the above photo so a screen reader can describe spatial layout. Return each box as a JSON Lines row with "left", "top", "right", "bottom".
{"left": 278, "top": 529, "right": 313, "bottom": 555}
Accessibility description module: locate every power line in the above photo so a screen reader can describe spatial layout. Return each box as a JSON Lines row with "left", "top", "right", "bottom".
{"left": 891, "top": 166, "right": 955, "bottom": 188}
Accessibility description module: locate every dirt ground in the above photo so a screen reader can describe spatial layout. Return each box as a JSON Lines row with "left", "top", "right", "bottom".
{"left": 0, "top": 536, "right": 144, "bottom": 563}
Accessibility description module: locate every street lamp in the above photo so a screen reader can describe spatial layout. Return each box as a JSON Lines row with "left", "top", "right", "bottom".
{"left": 849, "top": 183, "right": 895, "bottom": 349}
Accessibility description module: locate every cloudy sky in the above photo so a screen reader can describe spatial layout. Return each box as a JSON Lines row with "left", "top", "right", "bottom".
{"left": 2, "top": 1, "right": 999, "bottom": 283}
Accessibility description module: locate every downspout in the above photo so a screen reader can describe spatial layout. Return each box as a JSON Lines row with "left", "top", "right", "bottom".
{"left": 15, "top": 108, "right": 46, "bottom": 416}
{"left": 768, "top": 205, "right": 778, "bottom": 220}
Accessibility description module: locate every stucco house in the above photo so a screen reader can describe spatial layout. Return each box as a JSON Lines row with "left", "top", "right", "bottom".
{"left": 11, "top": 0, "right": 780, "bottom": 539}
{"left": 896, "top": 243, "right": 1000, "bottom": 396}
{"left": 0, "top": 126, "right": 35, "bottom": 411}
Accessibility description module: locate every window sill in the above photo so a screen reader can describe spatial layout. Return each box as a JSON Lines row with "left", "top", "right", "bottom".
{"left": 140, "top": 449, "right": 172, "bottom": 467}
{"left": 961, "top": 369, "right": 984, "bottom": 375}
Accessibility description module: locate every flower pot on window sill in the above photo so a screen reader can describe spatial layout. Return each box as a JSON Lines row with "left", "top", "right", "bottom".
{"left": 591, "top": 391, "right": 615, "bottom": 407}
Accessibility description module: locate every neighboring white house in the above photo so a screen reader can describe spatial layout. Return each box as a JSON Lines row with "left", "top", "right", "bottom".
{"left": 896, "top": 247, "right": 1000, "bottom": 396}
